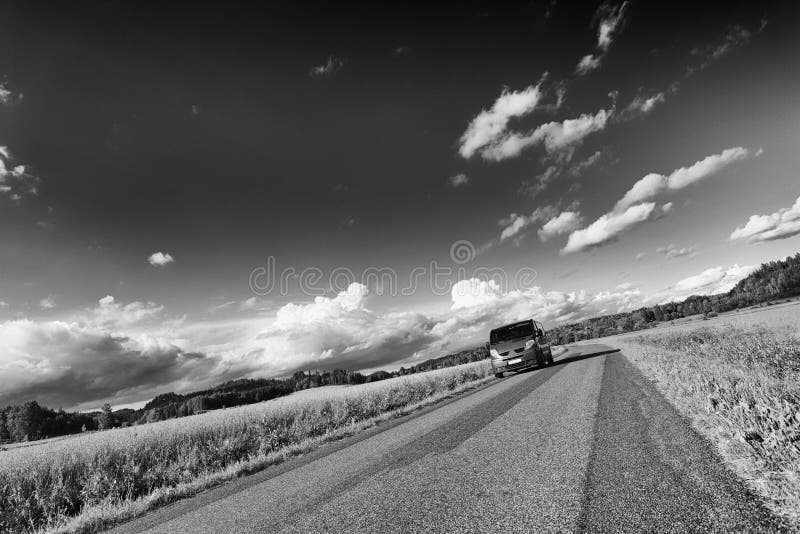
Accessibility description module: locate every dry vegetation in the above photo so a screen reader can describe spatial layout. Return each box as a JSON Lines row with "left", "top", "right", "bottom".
{"left": 617, "top": 311, "right": 800, "bottom": 526}
{"left": 0, "top": 361, "right": 493, "bottom": 533}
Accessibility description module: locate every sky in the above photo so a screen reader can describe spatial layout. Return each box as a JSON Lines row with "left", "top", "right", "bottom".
{"left": 1, "top": 1, "right": 799, "bottom": 410}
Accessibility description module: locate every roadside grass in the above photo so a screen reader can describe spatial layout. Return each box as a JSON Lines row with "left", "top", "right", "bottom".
{"left": 617, "top": 320, "right": 800, "bottom": 526}
{"left": 0, "top": 361, "right": 494, "bottom": 534}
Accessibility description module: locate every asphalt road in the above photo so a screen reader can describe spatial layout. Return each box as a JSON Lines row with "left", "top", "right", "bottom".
{"left": 112, "top": 344, "right": 785, "bottom": 533}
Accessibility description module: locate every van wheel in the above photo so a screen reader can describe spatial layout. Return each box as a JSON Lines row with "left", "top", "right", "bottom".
{"left": 494, "top": 372, "right": 503, "bottom": 379}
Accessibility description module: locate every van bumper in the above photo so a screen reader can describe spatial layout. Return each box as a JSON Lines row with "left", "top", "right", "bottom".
{"left": 491, "top": 348, "right": 545, "bottom": 374}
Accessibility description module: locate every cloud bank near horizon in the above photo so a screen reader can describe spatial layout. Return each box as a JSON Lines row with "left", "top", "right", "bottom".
{"left": 0, "top": 259, "right": 762, "bottom": 410}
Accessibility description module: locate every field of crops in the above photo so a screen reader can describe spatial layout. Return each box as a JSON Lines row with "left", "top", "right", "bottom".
{"left": 616, "top": 305, "right": 800, "bottom": 526}
{"left": 0, "top": 361, "right": 493, "bottom": 533}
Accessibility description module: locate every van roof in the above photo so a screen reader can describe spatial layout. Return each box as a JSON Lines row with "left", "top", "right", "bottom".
{"left": 491, "top": 319, "right": 534, "bottom": 332}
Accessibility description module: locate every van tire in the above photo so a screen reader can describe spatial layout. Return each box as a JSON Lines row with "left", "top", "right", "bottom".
{"left": 494, "top": 372, "right": 503, "bottom": 379}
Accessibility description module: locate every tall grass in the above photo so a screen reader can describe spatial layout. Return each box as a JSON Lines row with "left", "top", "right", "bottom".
{"left": 0, "top": 361, "right": 493, "bottom": 533}
{"left": 618, "top": 323, "right": 800, "bottom": 526}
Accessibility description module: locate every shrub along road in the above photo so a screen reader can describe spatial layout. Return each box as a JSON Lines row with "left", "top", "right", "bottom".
{"left": 112, "top": 345, "right": 786, "bottom": 533}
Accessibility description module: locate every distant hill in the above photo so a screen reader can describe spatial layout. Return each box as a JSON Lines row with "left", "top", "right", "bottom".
{"left": 0, "top": 344, "right": 488, "bottom": 444}
{"left": 128, "top": 345, "right": 489, "bottom": 425}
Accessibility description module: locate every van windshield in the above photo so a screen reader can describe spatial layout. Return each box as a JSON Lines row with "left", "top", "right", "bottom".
{"left": 491, "top": 321, "right": 533, "bottom": 344}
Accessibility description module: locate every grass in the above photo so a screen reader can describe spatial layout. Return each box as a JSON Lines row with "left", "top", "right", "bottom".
{"left": 0, "top": 361, "right": 494, "bottom": 534}
{"left": 616, "top": 314, "right": 800, "bottom": 526}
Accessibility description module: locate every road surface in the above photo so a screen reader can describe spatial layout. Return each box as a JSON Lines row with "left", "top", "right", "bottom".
{"left": 112, "top": 344, "right": 785, "bottom": 533}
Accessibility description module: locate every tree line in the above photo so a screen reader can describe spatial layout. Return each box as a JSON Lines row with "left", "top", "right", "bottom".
{"left": 546, "top": 252, "right": 800, "bottom": 345}
{"left": 0, "top": 346, "right": 488, "bottom": 443}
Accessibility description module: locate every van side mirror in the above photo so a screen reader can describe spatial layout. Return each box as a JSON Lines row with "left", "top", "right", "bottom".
{"left": 484, "top": 341, "right": 490, "bottom": 351}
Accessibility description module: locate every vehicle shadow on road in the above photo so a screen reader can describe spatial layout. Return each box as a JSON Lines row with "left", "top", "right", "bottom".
{"left": 511, "top": 348, "right": 620, "bottom": 376}
{"left": 554, "top": 348, "right": 620, "bottom": 368}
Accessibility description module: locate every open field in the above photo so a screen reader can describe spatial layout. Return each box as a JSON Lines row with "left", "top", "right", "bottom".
{"left": 106, "top": 344, "right": 786, "bottom": 533}
{"left": 613, "top": 304, "right": 800, "bottom": 526}
{"left": 0, "top": 361, "right": 494, "bottom": 533}
{"left": 4, "top": 304, "right": 796, "bottom": 533}
{"left": 644, "top": 298, "right": 800, "bottom": 335}
{"left": 0, "top": 434, "right": 76, "bottom": 452}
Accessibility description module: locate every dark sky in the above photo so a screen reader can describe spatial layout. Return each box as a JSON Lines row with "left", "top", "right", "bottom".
{"left": 1, "top": 1, "right": 798, "bottom": 409}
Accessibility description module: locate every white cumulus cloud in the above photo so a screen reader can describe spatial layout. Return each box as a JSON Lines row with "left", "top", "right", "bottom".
{"left": 667, "top": 146, "right": 751, "bottom": 190}
{"left": 622, "top": 92, "right": 665, "bottom": 118}
{"left": 240, "top": 283, "right": 436, "bottom": 373}
{"left": 562, "top": 202, "right": 662, "bottom": 254}
{"left": 309, "top": 55, "right": 344, "bottom": 79}
{"left": 481, "top": 108, "right": 611, "bottom": 161}
{"left": 519, "top": 165, "right": 560, "bottom": 200}
{"left": 644, "top": 263, "right": 757, "bottom": 304}
{"left": 569, "top": 150, "right": 602, "bottom": 177}
{"left": 148, "top": 251, "right": 175, "bottom": 267}
{"left": 240, "top": 297, "right": 259, "bottom": 311}
{"left": 499, "top": 214, "right": 529, "bottom": 242}
{"left": 674, "top": 264, "right": 756, "bottom": 295}
{"left": 596, "top": 3, "right": 628, "bottom": 50}
{"left": 730, "top": 196, "right": 800, "bottom": 244}
{"left": 656, "top": 243, "right": 697, "bottom": 259}
{"left": 458, "top": 83, "right": 544, "bottom": 159}
{"left": 448, "top": 278, "right": 642, "bottom": 330}
{"left": 447, "top": 173, "right": 469, "bottom": 187}
{"left": 0, "top": 318, "right": 217, "bottom": 409}
{"left": 498, "top": 205, "right": 559, "bottom": 243}
{"left": 0, "top": 84, "right": 11, "bottom": 104}
{"left": 689, "top": 21, "right": 765, "bottom": 74}
{"left": 575, "top": 2, "right": 629, "bottom": 75}
{"left": 0, "top": 146, "right": 37, "bottom": 200}
{"left": 538, "top": 211, "right": 583, "bottom": 242}
{"left": 616, "top": 147, "right": 754, "bottom": 210}
{"left": 93, "top": 295, "right": 165, "bottom": 328}
{"left": 576, "top": 54, "right": 602, "bottom": 75}
{"left": 533, "top": 109, "right": 611, "bottom": 153}
{"left": 39, "top": 296, "right": 56, "bottom": 310}
{"left": 0, "top": 82, "right": 22, "bottom": 105}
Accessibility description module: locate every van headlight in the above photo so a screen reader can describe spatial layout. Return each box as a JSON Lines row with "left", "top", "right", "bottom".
{"left": 524, "top": 340, "right": 535, "bottom": 350}
{"left": 490, "top": 349, "right": 500, "bottom": 358}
